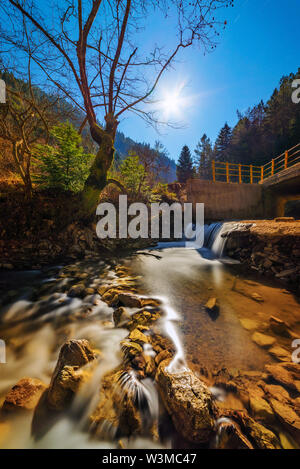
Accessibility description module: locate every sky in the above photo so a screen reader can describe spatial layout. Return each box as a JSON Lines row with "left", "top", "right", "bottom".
{"left": 118, "top": 0, "right": 300, "bottom": 162}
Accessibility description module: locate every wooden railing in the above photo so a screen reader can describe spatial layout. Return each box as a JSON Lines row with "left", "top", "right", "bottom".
{"left": 212, "top": 142, "right": 300, "bottom": 184}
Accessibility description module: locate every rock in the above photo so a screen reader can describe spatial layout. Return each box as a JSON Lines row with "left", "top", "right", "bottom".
{"left": 252, "top": 332, "right": 276, "bottom": 349}
{"left": 282, "top": 362, "right": 300, "bottom": 381}
{"left": 222, "top": 410, "right": 281, "bottom": 449}
{"left": 265, "top": 364, "right": 300, "bottom": 393}
{"left": 2, "top": 378, "right": 47, "bottom": 413}
{"left": 249, "top": 394, "right": 275, "bottom": 424}
{"left": 67, "top": 283, "right": 86, "bottom": 298}
{"left": 128, "top": 329, "right": 148, "bottom": 344}
{"left": 214, "top": 418, "right": 254, "bottom": 449}
{"left": 269, "top": 346, "right": 291, "bottom": 362}
{"left": 262, "top": 383, "right": 291, "bottom": 402}
{"left": 90, "top": 370, "right": 142, "bottom": 438}
{"left": 261, "top": 382, "right": 300, "bottom": 443}
{"left": 269, "top": 316, "right": 292, "bottom": 337}
{"left": 245, "top": 417, "right": 281, "bottom": 449}
{"left": 205, "top": 297, "right": 219, "bottom": 312}
{"left": 155, "top": 350, "right": 172, "bottom": 366}
{"left": 84, "top": 287, "right": 95, "bottom": 296}
{"left": 47, "top": 339, "right": 96, "bottom": 410}
{"left": 268, "top": 398, "right": 300, "bottom": 436}
{"left": 120, "top": 340, "right": 143, "bottom": 357}
{"left": 117, "top": 293, "right": 142, "bottom": 308}
{"left": 263, "top": 260, "right": 273, "bottom": 269}
{"left": 240, "top": 318, "right": 258, "bottom": 331}
{"left": 276, "top": 268, "right": 298, "bottom": 278}
{"left": 113, "top": 307, "right": 131, "bottom": 326}
{"left": 131, "top": 354, "right": 146, "bottom": 373}
{"left": 251, "top": 293, "right": 264, "bottom": 303}
{"left": 144, "top": 355, "right": 156, "bottom": 377}
{"left": 156, "top": 360, "right": 216, "bottom": 443}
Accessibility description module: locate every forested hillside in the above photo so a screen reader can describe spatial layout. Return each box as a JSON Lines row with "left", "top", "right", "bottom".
{"left": 0, "top": 72, "right": 176, "bottom": 187}
{"left": 192, "top": 68, "right": 300, "bottom": 177}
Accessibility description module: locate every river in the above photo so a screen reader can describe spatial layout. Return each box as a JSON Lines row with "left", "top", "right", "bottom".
{"left": 0, "top": 224, "right": 300, "bottom": 448}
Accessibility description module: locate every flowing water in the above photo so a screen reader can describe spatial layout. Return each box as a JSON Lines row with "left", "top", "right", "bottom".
{"left": 1, "top": 223, "right": 300, "bottom": 448}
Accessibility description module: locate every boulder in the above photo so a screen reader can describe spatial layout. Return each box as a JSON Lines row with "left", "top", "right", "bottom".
{"left": 252, "top": 332, "right": 276, "bottom": 349}
{"left": 118, "top": 293, "right": 142, "bottom": 308}
{"left": 47, "top": 339, "right": 96, "bottom": 411}
{"left": 2, "top": 378, "right": 47, "bottom": 413}
{"left": 156, "top": 360, "right": 216, "bottom": 443}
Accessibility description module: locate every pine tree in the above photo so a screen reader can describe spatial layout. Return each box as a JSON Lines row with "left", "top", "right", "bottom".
{"left": 194, "top": 134, "right": 213, "bottom": 178}
{"left": 176, "top": 145, "right": 194, "bottom": 183}
{"left": 33, "top": 122, "right": 94, "bottom": 192}
{"left": 214, "top": 123, "right": 232, "bottom": 162}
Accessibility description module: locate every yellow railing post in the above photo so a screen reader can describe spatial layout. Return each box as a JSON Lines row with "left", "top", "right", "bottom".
{"left": 226, "top": 162, "right": 229, "bottom": 183}
{"left": 212, "top": 160, "right": 215, "bottom": 182}
{"left": 239, "top": 164, "right": 242, "bottom": 184}
{"left": 261, "top": 166, "right": 264, "bottom": 182}
{"left": 285, "top": 150, "right": 288, "bottom": 169}
{"left": 271, "top": 159, "right": 274, "bottom": 176}
{"left": 250, "top": 165, "right": 253, "bottom": 184}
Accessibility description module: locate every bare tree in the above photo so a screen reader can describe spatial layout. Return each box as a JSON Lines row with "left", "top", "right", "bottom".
{"left": 0, "top": 0, "right": 233, "bottom": 215}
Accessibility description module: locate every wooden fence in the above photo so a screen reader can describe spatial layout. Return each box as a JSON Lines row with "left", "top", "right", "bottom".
{"left": 212, "top": 142, "right": 300, "bottom": 184}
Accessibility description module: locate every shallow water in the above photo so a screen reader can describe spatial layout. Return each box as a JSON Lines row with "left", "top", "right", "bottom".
{"left": 130, "top": 242, "right": 300, "bottom": 374}
{"left": 0, "top": 243, "right": 300, "bottom": 449}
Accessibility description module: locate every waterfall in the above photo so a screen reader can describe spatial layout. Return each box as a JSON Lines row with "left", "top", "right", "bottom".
{"left": 204, "top": 222, "right": 223, "bottom": 250}
{"left": 204, "top": 222, "right": 242, "bottom": 257}
{"left": 184, "top": 221, "right": 241, "bottom": 257}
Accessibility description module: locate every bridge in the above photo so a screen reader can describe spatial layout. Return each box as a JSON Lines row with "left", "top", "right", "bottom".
{"left": 187, "top": 143, "right": 300, "bottom": 220}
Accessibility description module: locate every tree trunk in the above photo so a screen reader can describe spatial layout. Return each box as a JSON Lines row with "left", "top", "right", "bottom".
{"left": 80, "top": 122, "right": 116, "bottom": 219}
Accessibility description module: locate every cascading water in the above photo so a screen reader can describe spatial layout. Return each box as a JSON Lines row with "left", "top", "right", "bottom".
{"left": 186, "top": 221, "right": 239, "bottom": 257}
{"left": 205, "top": 222, "right": 241, "bottom": 257}
{"left": 0, "top": 261, "right": 164, "bottom": 449}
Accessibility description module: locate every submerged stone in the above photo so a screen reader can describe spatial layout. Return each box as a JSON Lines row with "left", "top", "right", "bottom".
{"left": 252, "top": 332, "right": 276, "bottom": 349}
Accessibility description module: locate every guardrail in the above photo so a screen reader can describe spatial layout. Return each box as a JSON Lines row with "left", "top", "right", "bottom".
{"left": 211, "top": 142, "right": 300, "bottom": 184}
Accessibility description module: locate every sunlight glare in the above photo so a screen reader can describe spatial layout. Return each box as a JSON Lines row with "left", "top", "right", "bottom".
{"left": 160, "top": 83, "right": 186, "bottom": 119}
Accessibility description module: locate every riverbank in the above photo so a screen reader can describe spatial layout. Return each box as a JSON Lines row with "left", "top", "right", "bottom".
{"left": 224, "top": 219, "right": 300, "bottom": 294}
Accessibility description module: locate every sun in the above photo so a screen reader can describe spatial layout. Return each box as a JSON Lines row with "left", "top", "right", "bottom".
{"left": 162, "top": 90, "right": 182, "bottom": 116}
{"left": 160, "top": 84, "right": 186, "bottom": 119}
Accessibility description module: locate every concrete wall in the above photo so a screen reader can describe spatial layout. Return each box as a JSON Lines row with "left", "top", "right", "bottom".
{"left": 186, "top": 179, "right": 264, "bottom": 220}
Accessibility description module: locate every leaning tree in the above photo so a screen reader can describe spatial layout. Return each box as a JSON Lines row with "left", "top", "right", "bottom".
{"left": 0, "top": 0, "right": 234, "bottom": 216}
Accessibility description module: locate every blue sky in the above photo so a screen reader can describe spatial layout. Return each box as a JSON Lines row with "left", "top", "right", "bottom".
{"left": 118, "top": 0, "right": 300, "bottom": 162}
